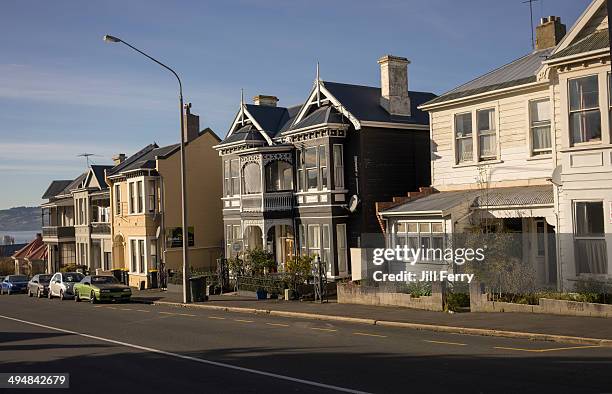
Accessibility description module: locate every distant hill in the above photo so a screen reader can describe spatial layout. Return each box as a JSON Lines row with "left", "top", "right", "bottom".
{"left": 0, "top": 206, "right": 41, "bottom": 231}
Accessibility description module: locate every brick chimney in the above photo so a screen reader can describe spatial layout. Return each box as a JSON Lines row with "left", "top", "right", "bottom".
{"left": 535, "top": 16, "right": 566, "bottom": 50}
{"left": 112, "top": 154, "right": 126, "bottom": 165}
{"left": 378, "top": 55, "right": 411, "bottom": 116}
{"left": 252, "top": 95, "right": 279, "bottom": 107}
{"left": 183, "top": 103, "right": 200, "bottom": 143}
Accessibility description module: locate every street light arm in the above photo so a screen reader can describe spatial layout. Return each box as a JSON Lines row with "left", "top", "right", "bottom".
{"left": 112, "top": 37, "right": 183, "bottom": 97}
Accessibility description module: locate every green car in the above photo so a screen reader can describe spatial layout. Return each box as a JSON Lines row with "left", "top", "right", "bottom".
{"left": 74, "top": 275, "right": 132, "bottom": 304}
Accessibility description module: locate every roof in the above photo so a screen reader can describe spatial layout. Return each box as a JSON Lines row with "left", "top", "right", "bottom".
{"left": 90, "top": 165, "right": 113, "bottom": 189}
{"left": 1, "top": 243, "right": 27, "bottom": 258}
{"left": 221, "top": 124, "right": 268, "bottom": 145}
{"left": 12, "top": 235, "right": 46, "bottom": 260}
{"left": 107, "top": 144, "right": 157, "bottom": 176}
{"left": 60, "top": 172, "right": 88, "bottom": 196}
{"left": 42, "top": 180, "right": 72, "bottom": 199}
{"left": 548, "top": 29, "right": 609, "bottom": 60}
{"left": 321, "top": 81, "right": 435, "bottom": 125}
{"left": 423, "top": 48, "right": 553, "bottom": 106}
{"left": 244, "top": 104, "right": 291, "bottom": 139}
{"left": 290, "top": 105, "right": 347, "bottom": 130}
{"left": 381, "top": 185, "right": 553, "bottom": 215}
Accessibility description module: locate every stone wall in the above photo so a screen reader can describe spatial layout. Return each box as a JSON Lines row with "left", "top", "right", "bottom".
{"left": 337, "top": 282, "right": 444, "bottom": 311}
{"left": 469, "top": 281, "right": 612, "bottom": 318}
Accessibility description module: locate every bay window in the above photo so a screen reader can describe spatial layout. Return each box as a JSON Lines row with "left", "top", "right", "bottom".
{"left": 307, "top": 224, "right": 320, "bottom": 257}
{"left": 569, "top": 75, "right": 601, "bottom": 144}
{"left": 296, "top": 150, "right": 304, "bottom": 191}
{"left": 574, "top": 202, "right": 607, "bottom": 274}
{"left": 455, "top": 113, "right": 473, "bottom": 163}
{"left": 114, "top": 184, "right": 121, "bottom": 215}
{"left": 130, "top": 239, "right": 137, "bottom": 272}
{"left": 265, "top": 160, "right": 293, "bottom": 192}
{"left": 333, "top": 144, "right": 344, "bottom": 189}
{"left": 477, "top": 108, "right": 496, "bottom": 160}
{"left": 129, "top": 182, "right": 135, "bottom": 214}
{"left": 305, "top": 147, "right": 318, "bottom": 190}
{"left": 319, "top": 145, "right": 328, "bottom": 189}
{"left": 529, "top": 99, "right": 552, "bottom": 155}
{"left": 242, "top": 162, "right": 261, "bottom": 194}
{"left": 136, "top": 180, "right": 143, "bottom": 213}
{"left": 138, "top": 239, "right": 145, "bottom": 273}
{"left": 147, "top": 180, "right": 156, "bottom": 213}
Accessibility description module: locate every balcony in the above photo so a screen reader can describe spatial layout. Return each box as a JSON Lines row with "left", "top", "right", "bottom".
{"left": 240, "top": 192, "right": 293, "bottom": 213}
{"left": 42, "top": 226, "right": 75, "bottom": 239}
{"left": 91, "top": 222, "right": 111, "bottom": 235}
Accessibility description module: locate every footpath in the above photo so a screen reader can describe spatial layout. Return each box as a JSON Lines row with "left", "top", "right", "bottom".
{"left": 132, "top": 288, "right": 612, "bottom": 346}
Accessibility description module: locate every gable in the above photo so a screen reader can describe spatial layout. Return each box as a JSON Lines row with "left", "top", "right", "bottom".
{"left": 552, "top": 0, "right": 608, "bottom": 55}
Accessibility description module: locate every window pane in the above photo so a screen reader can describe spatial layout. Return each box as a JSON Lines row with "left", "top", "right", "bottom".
{"left": 570, "top": 110, "right": 601, "bottom": 144}
{"left": 322, "top": 225, "right": 330, "bottom": 248}
{"left": 243, "top": 163, "right": 261, "bottom": 194}
{"left": 477, "top": 109, "right": 495, "bottom": 131}
{"left": 532, "top": 125, "right": 552, "bottom": 151}
{"left": 575, "top": 201, "right": 605, "bottom": 236}
{"left": 569, "top": 75, "right": 599, "bottom": 111}
{"left": 479, "top": 134, "right": 497, "bottom": 158}
{"left": 575, "top": 239, "right": 607, "bottom": 274}
{"left": 305, "top": 147, "right": 317, "bottom": 168}
{"left": 319, "top": 145, "right": 326, "bottom": 166}
{"left": 307, "top": 169, "right": 318, "bottom": 189}
{"left": 333, "top": 145, "right": 343, "bottom": 166}
{"left": 397, "top": 223, "right": 406, "bottom": 233}
{"left": 419, "top": 223, "right": 430, "bottom": 233}
{"left": 530, "top": 100, "right": 550, "bottom": 122}
{"left": 431, "top": 223, "right": 443, "bottom": 233}
{"left": 224, "top": 160, "right": 230, "bottom": 178}
{"left": 456, "top": 138, "right": 473, "bottom": 162}
{"left": 230, "top": 160, "right": 239, "bottom": 177}
{"left": 407, "top": 223, "right": 418, "bottom": 233}
{"left": 455, "top": 113, "right": 472, "bottom": 136}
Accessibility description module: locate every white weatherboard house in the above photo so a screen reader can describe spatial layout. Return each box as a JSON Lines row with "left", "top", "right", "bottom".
{"left": 378, "top": 0, "right": 611, "bottom": 291}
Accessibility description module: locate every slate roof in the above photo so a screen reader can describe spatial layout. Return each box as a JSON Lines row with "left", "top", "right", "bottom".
{"left": 60, "top": 172, "right": 88, "bottom": 196}
{"left": 107, "top": 144, "right": 157, "bottom": 176}
{"left": 322, "top": 81, "right": 435, "bottom": 125}
{"left": 381, "top": 185, "right": 553, "bottom": 215}
{"left": 106, "top": 143, "right": 180, "bottom": 176}
{"left": 548, "top": 29, "right": 610, "bottom": 60}
{"left": 423, "top": 48, "right": 553, "bottom": 106}
{"left": 90, "top": 165, "right": 113, "bottom": 189}
{"left": 0, "top": 243, "right": 27, "bottom": 258}
{"left": 290, "top": 105, "right": 347, "bottom": 130}
{"left": 221, "top": 124, "right": 268, "bottom": 145}
{"left": 42, "top": 180, "right": 72, "bottom": 199}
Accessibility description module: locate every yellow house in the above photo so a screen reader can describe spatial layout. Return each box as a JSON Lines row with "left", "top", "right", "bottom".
{"left": 106, "top": 106, "right": 223, "bottom": 288}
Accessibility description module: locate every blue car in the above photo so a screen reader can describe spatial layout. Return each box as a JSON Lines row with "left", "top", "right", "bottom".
{"left": 1, "top": 275, "right": 29, "bottom": 295}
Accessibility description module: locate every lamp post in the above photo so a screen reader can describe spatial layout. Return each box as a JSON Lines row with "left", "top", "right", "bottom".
{"left": 103, "top": 34, "right": 191, "bottom": 303}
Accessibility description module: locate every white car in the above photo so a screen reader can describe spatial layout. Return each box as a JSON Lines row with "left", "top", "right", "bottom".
{"left": 48, "top": 272, "right": 84, "bottom": 300}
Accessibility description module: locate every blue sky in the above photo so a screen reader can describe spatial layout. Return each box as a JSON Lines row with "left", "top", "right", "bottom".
{"left": 0, "top": 0, "right": 590, "bottom": 210}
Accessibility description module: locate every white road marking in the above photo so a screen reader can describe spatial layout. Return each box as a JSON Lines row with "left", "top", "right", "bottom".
{"left": 352, "top": 332, "right": 387, "bottom": 338}
{"left": 266, "top": 323, "right": 289, "bottom": 327}
{"left": 494, "top": 345, "right": 602, "bottom": 353}
{"left": 310, "top": 327, "right": 337, "bottom": 332}
{"left": 424, "top": 340, "right": 466, "bottom": 346}
{"left": 208, "top": 316, "right": 225, "bottom": 320}
{"left": 0, "top": 314, "right": 369, "bottom": 394}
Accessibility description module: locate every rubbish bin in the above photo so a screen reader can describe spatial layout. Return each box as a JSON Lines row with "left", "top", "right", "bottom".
{"left": 148, "top": 270, "right": 158, "bottom": 289}
{"left": 111, "top": 269, "right": 123, "bottom": 283}
{"left": 189, "top": 276, "right": 207, "bottom": 302}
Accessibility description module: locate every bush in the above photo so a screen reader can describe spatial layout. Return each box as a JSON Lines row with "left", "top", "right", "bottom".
{"left": 285, "top": 255, "right": 313, "bottom": 291}
{"left": 59, "top": 264, "right": 88, "bottom": 274}
{"left": 446, "top": 293, "right": 470, "bottom": 312}
{"left": 245, "top": 249, "right": 276, "bottom": 275}
{"left": 0, "top": 258, "right": 14, "bottom": 276}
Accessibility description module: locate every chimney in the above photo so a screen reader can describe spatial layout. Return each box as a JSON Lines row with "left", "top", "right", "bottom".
{"left": 183, "top": 103, "right": 200, "bottom": 143}
{"left": 378, "top": 55, "right": 411, "bottom": 116}
{"left": 112, "top": 153, "right": 126, "bottom": 165}
{"left": 535, "top": 16, "right": 566, "bottom": 50}
{"left": 252, "top": 95, "right": 279, "bottom": 107}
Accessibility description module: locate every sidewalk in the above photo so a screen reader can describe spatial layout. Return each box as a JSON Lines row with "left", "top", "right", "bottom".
{"left": 132, "top": 288, "right": 612, "bottom": 344}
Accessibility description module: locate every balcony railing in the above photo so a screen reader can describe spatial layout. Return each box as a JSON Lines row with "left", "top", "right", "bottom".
{"left": 42, "top": 226, "right": 75, "bottom": 239}
{"left": 91, "top": 222, "right": 111, "bottom": 235}
{"left": 240, "top": 192, "right": 293, "bottom": 213}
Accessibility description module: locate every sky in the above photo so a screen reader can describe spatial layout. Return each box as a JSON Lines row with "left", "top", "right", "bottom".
{"left": 0, "top": 0, "right": 591, "bottom": 210}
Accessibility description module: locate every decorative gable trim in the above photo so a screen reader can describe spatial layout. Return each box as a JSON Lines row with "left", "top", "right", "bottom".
{"left": 551, "top": 0, "right": 605, "bottom": 55}
{"left": 225, "top": 91, "right": 274, "bottom": 146}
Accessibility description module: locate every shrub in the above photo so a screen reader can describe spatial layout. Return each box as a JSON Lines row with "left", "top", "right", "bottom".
{"left": 0, "top": 258, "right": 14, "bottom": 276}
{"left": 245, "top": 249, "right": 276, "bottom": 275}
{"left": 59, "top": 264, "right": 88, "bottom": 274}
{"left": 446, "top": 293, "right": 470, "bottom": 312}
{"left": 285, "top": 255, "right": 313, "bottom": 291}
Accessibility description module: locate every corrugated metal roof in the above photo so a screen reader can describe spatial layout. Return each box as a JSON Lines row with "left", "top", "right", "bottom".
{"left": 42, "top": 180, "right": 72, "bottom": 199}
{"left": 548, "top": 29, "right": 609, "bottom": 60}
{"left": 423, "top": 48, "right": 552, "bottom": 106}
{"left": 381, "top": 185, "right": 553, "bottom": 215}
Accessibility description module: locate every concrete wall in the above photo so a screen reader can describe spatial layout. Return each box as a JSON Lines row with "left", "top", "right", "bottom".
{"left": 337, "top": 282, "right": 444, "bottom": 311}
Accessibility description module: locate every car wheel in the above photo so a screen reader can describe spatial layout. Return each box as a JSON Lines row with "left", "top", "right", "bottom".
{"left": 90, "top": 291, "right": 97, "bottom": 304}
{"left": 74, "top": 290, "right": 80, "bottom": 302}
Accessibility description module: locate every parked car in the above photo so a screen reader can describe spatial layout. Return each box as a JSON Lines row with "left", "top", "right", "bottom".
{"left": 27, "top": 274, "right": 53, "bottom": 298}
{"left": 48, "top": 272, "right": 84, "bottom": 300}
{"left": 0, "top": 275, "right": 29, "bottom": 295}
{"left": 74, "top": 275, "right": 132, "bottom": 304}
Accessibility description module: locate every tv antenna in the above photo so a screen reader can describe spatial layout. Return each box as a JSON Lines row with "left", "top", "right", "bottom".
{"left": 522, "top": 0, "right": 540, "bottom": 50}
{"left": 77, "top": 153, "right": 99, "bottom": 167}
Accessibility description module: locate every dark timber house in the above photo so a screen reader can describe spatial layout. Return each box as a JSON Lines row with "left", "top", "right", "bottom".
{"left": 214, "top": 55, "right": 435, "bottom": 279}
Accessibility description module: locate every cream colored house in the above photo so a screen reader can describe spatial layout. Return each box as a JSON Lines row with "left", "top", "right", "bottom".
{"left": 378, "top": 0, "right": 610, "bottom": 290}
{"left": 106, "top": 106, "right": 223, "bottom": 288}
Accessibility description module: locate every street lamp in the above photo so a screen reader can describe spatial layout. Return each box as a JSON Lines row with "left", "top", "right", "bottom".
{"left": 103, "top": 34, "right": 191, "bottom": 303}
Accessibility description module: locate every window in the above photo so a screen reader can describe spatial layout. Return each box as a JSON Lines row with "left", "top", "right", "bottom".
{"left": 608, "top": 73, "right": 611, "bottom": 135}
{"left": 322, "top": 224, "right": 330, "bottom": 267}
{"left": 138, "top": 239, "right": 145, "bottom": 273}
{"left": 98, "top": 207, "right": 109, "bottom": 223}
{"left": 225, "top": 224, "right": 242, "bottom": 257}
{"left": 336, "top": 224, "right": 347, "bottom": 273}
{"left": 114, "top": 184, "right": 121, "bottom": 215}
{"left": 477, "top": 108, "right": 496, "bottom": 160}
{"left": 224, "top": 160, "right": 230, "bottom": 196}
{"left": 574, "top": 202, "right": 607, "bottom": 274}
{"left": 242, "top": 162, "right": 261, "bottom": 194}
{"left": 299, "top": 224, "right": 307, "bottom": 256}
{"left": 529, "top": 99, "right": 552, "bottom": 155}
{"left": 308, "top": 224, "right": 320, "bottom": 257}
{"left": 137, "top": 180, "right": 143, "bottom": 213}
{"left": 103, "top": 252, "right": 111, "bottom": 271}
{"left": 305, "top": 147, "right": 318, "bottom": 190}
{"left": 147, "top": 180, "right": 156, "bottom": 213}
{"left": 319, "top": 145, "right": 328, "bottom": 189}
{"left": 333, "top": 145, "right": 344, "bottom": 189}
{"left": 265, "top": 161, "right": 293, "bottom": 192}
{"left": 130, "top": 240, "right": 137, "bottom": 272}
{"left": 129, "top": 182, "right": 135, "bottom": 214}
{"left": 150, "top": 241, "right": 157, "bottom": 270}
{"left": 455, "top": 113, "right": 473, "bottom": 163}
{"left": 395, "top": 221, "right": 445, "bottom": 262}
{"left": 296, "top": 150, "right": 304, "bottom": 191}
{"left": 569, "top": 75, "right": 601, "bottom": 144}
{"left": 536, "top": 220, "right": 546, "bottom": 257}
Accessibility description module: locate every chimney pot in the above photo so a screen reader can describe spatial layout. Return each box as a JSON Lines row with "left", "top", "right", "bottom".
{"left": 378, "top": 55, "right": 411, "bottom": 116}
{"left": 535, "top": 15, "right": 566, "bottom": 50}
{"left": 112, "top": 153, "right": 126, "bottom": 165}
{"left": 252, "top": 95, "right": 279, "bottom": 107}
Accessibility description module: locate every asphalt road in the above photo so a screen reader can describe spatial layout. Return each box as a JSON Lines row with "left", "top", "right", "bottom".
{"left": 1, "top": 294, "right": 611, "bottom": 393}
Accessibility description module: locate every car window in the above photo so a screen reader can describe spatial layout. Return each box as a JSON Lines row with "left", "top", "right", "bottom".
{"left": 91, "top": 276, "right": 119, "bottom": 284}
{"left": 8, "top": 275, "right": 28, "bottom": 282}
{"left": 62, "top": 273, "right": 84, "bottom": 283}
{"left": 39, "top": 275, "right": 52, "bottom": 283}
